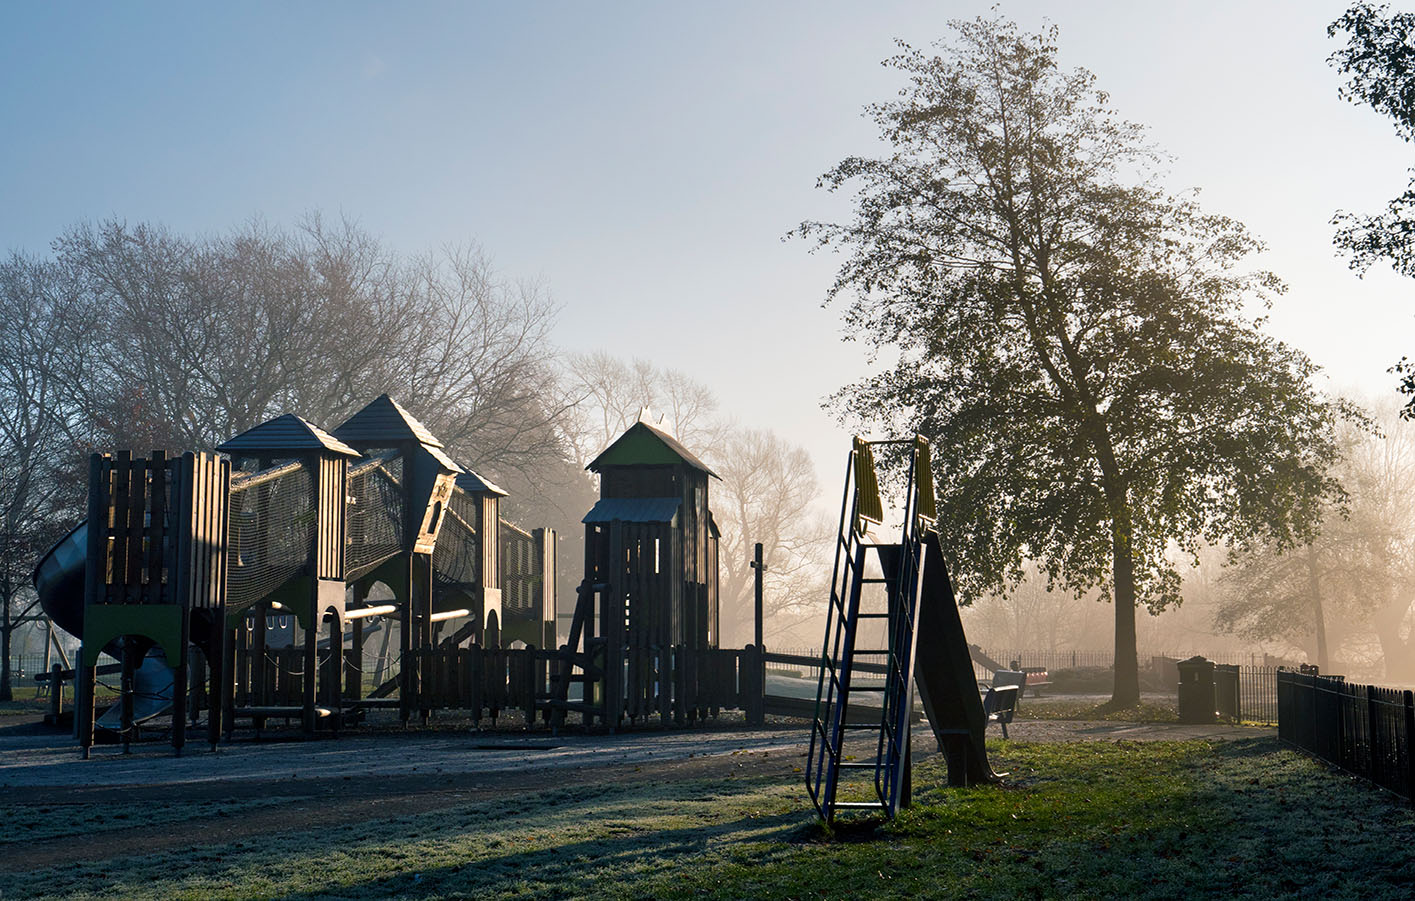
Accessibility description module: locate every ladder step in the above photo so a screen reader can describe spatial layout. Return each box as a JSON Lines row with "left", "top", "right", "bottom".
{"left": 837, "top": 762, "right": 883, "bottom": 770}
{"left": 830, "top": 801, "right": 889, "bottom": 810}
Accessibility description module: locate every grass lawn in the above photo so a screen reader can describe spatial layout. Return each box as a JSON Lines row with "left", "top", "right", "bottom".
{"left": 1016, "top": 697, "right": 1180, "bottom": 723}
{"left": 6, "top": 737, "right": 1414, "bottom": 899}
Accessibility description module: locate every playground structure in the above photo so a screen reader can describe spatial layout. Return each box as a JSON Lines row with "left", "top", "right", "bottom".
{"left": 806, "top": 437, "right": 1002, "bottom": 822}
{"left": 32, "top": 397, "right": 570, "bottom": 755}
{"left": 32, "top": 399, "right": 765, "bottom": 755}
{"left": 32, "top": 399, "right": 1001, "bottom": 816}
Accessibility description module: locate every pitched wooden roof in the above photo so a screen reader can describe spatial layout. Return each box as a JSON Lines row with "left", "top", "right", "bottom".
{"left": 217, "top": 414, "right": 360, "bottom": 458}
{"left": 586, "top": 421, "right": 719, "bottom": 479}
{"left": 455, "top": 468, "right": 508, "bottom": 497}
{"left": 332, "top": 394, "right": 445, "bottom": 448}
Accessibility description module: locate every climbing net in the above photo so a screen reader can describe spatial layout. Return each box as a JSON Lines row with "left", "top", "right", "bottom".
{"left": 432, "top": 485, "right": 480, "bottom": 591}
{"left": 345, "top": 451, "right": 405, "bottom": 581}
{"left": 227, "top": 461, "right": 316, "bottom": 611}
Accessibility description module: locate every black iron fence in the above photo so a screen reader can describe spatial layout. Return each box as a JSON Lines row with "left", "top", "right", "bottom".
{"left": 1235, "top": 666, "right": 1279, "bottom": 724}
{"left": 1277, "top": 671, "right": 1415, "bottom": 799}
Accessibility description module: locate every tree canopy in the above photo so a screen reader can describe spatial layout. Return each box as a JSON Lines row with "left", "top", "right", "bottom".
{"left": 1329, "top": 3, "right": 1415, "bottom": 414}
{"left": 799, "top": 16, "right": 1347, "bottom": 704}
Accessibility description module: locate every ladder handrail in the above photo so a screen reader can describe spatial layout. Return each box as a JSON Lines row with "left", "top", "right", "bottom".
{"left": 806, "top": 435, "right": 934, "bottom": 823}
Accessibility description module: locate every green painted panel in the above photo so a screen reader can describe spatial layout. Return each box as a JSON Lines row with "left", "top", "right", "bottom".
{"left": 592, "top": 427, "right": 684, "bottom": 468}
{"left": 82, "top": 605, "right": 184, "bottom": 666}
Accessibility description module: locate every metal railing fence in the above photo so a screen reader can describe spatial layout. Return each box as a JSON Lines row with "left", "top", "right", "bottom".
{"left": 1278, "top": 671, "right": 1414, "bottom": 799}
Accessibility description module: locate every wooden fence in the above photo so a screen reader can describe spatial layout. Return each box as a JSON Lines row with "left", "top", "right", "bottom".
{"left": 406, "top": 644, "right": 760, "bottom": 726}
{"left": 1277, "top": 671, "right": 1415, "bottom": 799}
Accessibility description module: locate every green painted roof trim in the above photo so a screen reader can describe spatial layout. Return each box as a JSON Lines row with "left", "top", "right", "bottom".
{"left": 587, "top": 421, "right": 719, "bottom": 478}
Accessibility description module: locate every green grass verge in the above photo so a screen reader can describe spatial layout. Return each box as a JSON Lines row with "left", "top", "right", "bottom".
{"left": 1017, "top": 698, "right": 1180, "bottom": 723}
{"left": 8, "top": 738, "right": 1415, "bottom": 899}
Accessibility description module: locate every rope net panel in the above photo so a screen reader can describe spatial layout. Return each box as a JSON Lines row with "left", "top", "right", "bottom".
{"left": 226, "top": 461, "right": 316, "bottom": 612}
{"left": 432, "top": 485, "right": 480, "bottom": 592}
{"left": 345, "top": 453, "right": 405, "bottom": 582}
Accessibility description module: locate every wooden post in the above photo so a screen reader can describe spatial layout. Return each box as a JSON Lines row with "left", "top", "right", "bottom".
{"left": 605, "top": 520, "right": 625, "bottom": 730}
{"left": 420, "top": 555, "right": 433, "bottom": 726}
{"left": 78, "top": 662, "right": 96, "bottom": 760}
{"left": 48, "top": 663, "right": 62, "bottom": 723}
{"left": 327, "top": 611, "right": 344, "bottom": 733}
{"left": 221, "top": 624, "right": 236, "bottom": 743}
{"left": 171, "top": 612, "right": 188, "bottom": 756}
{"left": 120, "top": 640, "right": 136, "bottom": 754}
{"left": 400, "top": 558, "right": 413, "bottom": 727}
{"left": 79, "top": 453, "right": 104, "bottom": 758}
{"left": 751, "top": 542, "right": 766, "bottom": 651}
{"left": 302, "top": 613, "right": 317, "bottom": 736}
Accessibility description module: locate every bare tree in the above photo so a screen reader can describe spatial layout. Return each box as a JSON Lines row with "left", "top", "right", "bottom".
{"left": 707, "top": 428, "right": 833, "bottom": 647}
{"left": 50, "top": 216, "right": 570, "bottom": 479}
{"left": 560, "top": 353, "right": 724, "bottom": 468}
{"left": 0, "top": 254, "right": 86, "bottom": 699}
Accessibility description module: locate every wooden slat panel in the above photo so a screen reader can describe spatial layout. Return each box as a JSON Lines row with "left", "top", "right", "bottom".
{"left": 125, "top": 454, "right": 145, "bottom": 600}
{"left": 110, "top": 451, "right": 131, "bottom": 599}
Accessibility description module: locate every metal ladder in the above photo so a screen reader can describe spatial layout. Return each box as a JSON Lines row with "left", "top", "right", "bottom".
{"left": 806, "top": 436, "right": 935, "bottom": 822}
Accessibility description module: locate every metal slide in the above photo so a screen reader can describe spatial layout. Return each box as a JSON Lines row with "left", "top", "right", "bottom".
{"left": 913, "top": 531, "right": 1003, "bottom": 787}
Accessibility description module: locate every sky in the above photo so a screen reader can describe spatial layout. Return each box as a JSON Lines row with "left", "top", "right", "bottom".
{"left": 1, "top": 1, "right": 1410, "bottom": 506}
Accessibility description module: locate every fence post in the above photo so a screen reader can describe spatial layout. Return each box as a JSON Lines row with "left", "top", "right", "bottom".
{"left": 48, "top": 663, "right": 63, "bottom": 723}
{"left": 745, "top": 645, "right": 764, "bottom": 726}
{"left": 1404, "top": 691, "right": 1415, "bottom": 800}
{"left": 1334, "top": 680, "right": 1346, "bottom": 768}
{"left": 1367, "top": 684, "right": 1380, "bottom": 784}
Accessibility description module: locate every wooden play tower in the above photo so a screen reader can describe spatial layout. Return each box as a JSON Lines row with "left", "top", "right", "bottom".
{"left": 554, "top": 421, "right": 722, "bottom": 727}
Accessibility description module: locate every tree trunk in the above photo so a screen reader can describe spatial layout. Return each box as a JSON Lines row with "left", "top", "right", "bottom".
{"left": 1371, "top": 592, "right": 1415, "bottom": 682}
{"left": 0, "top": 619, "right": 12, "bottom": 703}
{"left": 1305, "top": 548, "right": 1329, "bottom": 673}
{"left": 1109, "top": 510, "right": 1140, "bottom": 706}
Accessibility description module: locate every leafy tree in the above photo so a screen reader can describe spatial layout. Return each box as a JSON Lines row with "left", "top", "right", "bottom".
{"left": 1329, "top": 4, "right": 1415, "bottom": 414}
{"left": 1217, "top": 402, "right": 1415, "bottom": 678}
{"left": 798, "top": 17, "right": 1347, "bottom": 704}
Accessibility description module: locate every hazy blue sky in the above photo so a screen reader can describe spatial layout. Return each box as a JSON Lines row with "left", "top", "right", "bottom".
{"left": 1, "top": 2, "right": 1408, "bottom": 501}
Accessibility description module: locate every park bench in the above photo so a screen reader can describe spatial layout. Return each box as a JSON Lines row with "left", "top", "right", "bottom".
{"left": 982, "top": 671, "right": 1024, "bottom": 738}
{"left": 1023, "top": 668, "right": 1051, "bottom": 697}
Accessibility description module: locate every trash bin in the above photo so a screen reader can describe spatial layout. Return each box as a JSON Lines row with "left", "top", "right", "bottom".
{"left": 1213, "top": 663, "right": 1240, "bottom": 722}
{"left": 1177, "top": 656, "right": 1216, "bottom": 724}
